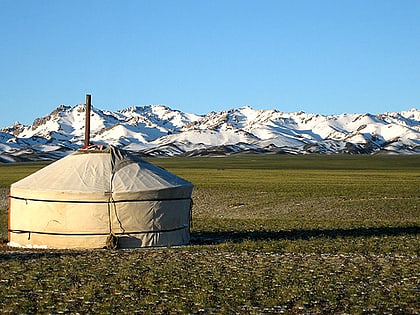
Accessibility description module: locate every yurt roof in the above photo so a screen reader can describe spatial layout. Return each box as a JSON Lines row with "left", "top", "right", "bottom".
{"left": 11, "top": 145, "right": 193, "bottom": 202}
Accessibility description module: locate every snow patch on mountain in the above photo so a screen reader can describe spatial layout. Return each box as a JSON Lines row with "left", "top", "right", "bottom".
{"left": 0, "top": 104, "right": 419, "bottom": 160}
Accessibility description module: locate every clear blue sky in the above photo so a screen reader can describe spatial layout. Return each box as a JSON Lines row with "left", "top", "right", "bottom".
{"left": 0, "top": 0, "right": 419, "bottom": 127}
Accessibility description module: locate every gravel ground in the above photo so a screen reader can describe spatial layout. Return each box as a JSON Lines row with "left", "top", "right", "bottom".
{"left": 0, "top": 248, "right": 418, "bottom": 314}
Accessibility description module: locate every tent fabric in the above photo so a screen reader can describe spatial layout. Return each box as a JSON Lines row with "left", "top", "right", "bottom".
{"left": 8, "top": 146, "right": 193, "bottom": 249}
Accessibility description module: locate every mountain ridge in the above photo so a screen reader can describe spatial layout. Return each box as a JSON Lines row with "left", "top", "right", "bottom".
{"left": 1, "top": 104, "right": 419, "bottom": 161}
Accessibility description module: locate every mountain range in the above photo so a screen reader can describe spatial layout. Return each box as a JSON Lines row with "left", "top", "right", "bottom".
{"left": 0, "top": 104, "right": 419, "bottom": 161}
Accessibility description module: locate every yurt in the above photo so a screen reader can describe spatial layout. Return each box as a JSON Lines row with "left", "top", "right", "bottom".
{"left": 8, "top": 145, "right": 193, "bottom": 249}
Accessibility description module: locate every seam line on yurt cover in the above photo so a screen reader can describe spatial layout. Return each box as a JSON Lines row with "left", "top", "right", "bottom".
{"left": 8, "top": 225, "right": 188, "bottom": 236}
{"left": 9, "top": 196, "right": 191, "bottom": 203}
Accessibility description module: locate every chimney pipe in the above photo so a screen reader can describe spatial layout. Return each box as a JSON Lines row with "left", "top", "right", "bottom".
{"left": 85, "top": 94, "right": 91, "bottom": 147}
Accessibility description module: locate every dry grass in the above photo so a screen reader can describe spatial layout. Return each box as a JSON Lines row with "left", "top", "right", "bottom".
{"left": 0, "top": 155, "right": 419, "bottom": 314}
{"left": 0, "top": 249, "right": 417, "bottom": 314}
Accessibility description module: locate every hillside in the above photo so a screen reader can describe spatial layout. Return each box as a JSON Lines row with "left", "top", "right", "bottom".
{"left": 0, "top": 104, "right": 419, "bottom": 161}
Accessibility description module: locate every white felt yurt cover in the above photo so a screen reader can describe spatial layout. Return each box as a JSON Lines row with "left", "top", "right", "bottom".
{"left": 8, "top": 146, "right": 193, "bottom": 249}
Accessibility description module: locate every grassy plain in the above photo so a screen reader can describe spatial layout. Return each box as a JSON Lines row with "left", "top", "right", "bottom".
{"left": 0, "top": 154, "right": 419, "bottom": 314}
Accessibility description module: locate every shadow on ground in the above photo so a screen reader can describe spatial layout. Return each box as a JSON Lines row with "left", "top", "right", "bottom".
{"left": 0, "top": 226, "right": 418, "bottom": 257}
{"left": 190, "top": 226, "right": 420, "bottom": 245}
{"left": 0, "top": 248, "right": 84, "bottom": 261}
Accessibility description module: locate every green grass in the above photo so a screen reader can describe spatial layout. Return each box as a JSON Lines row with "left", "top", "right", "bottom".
{"left": 0, "top": 161, "right": 51, "bottom": 188}
{"left": 0, "top": 154, "right": 419, "bottom": 314}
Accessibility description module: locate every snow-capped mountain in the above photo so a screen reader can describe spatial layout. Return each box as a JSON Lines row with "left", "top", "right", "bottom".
{"left": 0, "top": 104, "right": 419, "bottom": 161}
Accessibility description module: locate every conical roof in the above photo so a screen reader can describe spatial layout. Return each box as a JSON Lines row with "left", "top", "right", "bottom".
{"left": 11, "top": 145, "right": 193, "bottom": 202}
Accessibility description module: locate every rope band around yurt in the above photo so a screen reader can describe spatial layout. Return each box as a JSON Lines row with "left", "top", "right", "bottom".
{"left": 9, "top": 195, "right": 192, "bottom": 203}
{"left": 8, "top": 225, "right": 190, "bottom": 238}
